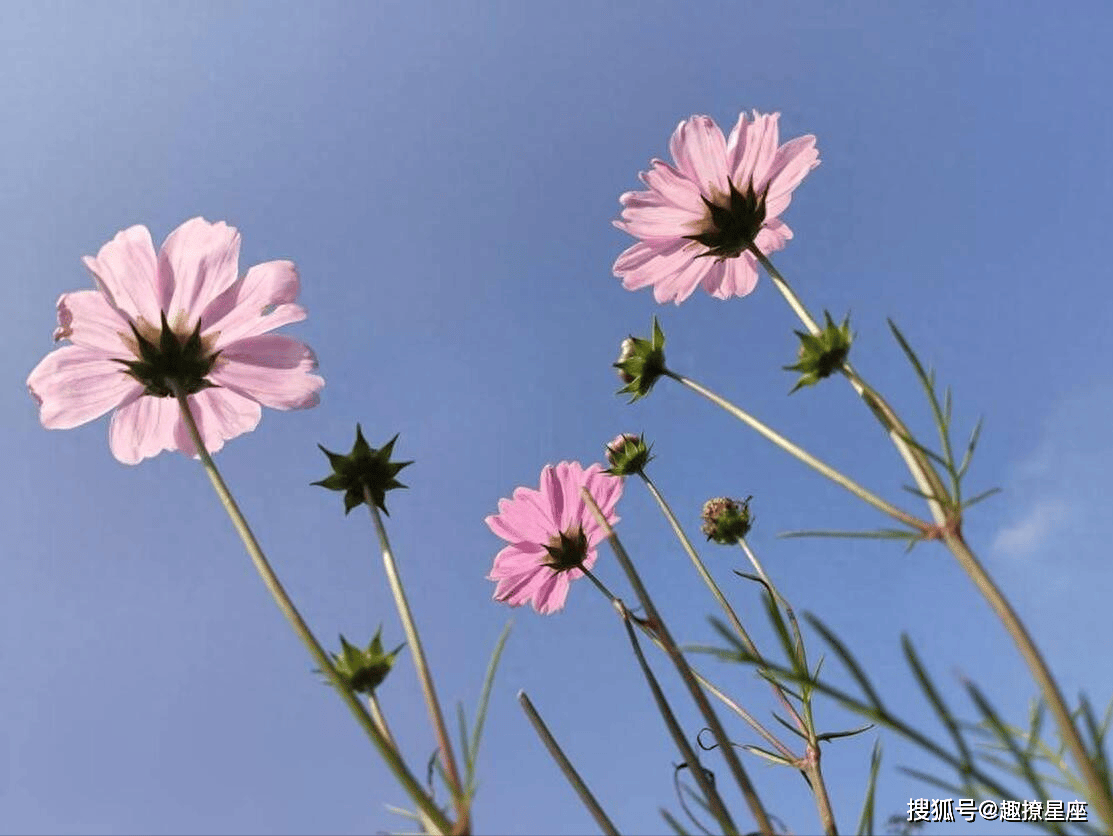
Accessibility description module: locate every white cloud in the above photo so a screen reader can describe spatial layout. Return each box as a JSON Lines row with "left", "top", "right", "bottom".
{"left": 990, "top": 497, "right": 1071, "bottom": 556}
{"left": 989, "top": 381, "right": 1113, "bottom": 560}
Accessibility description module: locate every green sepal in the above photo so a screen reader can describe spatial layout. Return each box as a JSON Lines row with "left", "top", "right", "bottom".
{"left": 320, "top": 627, "right": 405, "bottom": 695}
{"left": 604, "top": 432, "right": 654, "bottom": 476}
{"left": 784, "top": 310, "right": 853, "bottom": 394}
{"left": 312, "top": 424, "right": 412, "bottom": 516}
{"left": 614, "top": 317, "right": 667, "bottom": 403}
{"left": 115, "top": 312, "right": 219, "bottom": 397}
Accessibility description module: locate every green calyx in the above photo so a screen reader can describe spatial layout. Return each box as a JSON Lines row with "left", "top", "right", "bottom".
{"left": 784, "top": 311, "right": 854, "bottom": 394}
{"left": 614, "top": 317, "right": 667, "bottom": 403}
{"left": 684, "top": 179, "right": 768, "bottom": 261}
{"left": 323, "top": 628, "right": 404, "bottom": 695}
{"left": 115, "top": 312, "right": 219, "bottom": 397}
{"left": 542, "top": 525, "right": 589, "bottom": 572}
{"left": 604, "top": 432, "right": 653, "bottom": 477}
{"left": 312, "top": 425, "right": 412, "bottom": 515}
{"left": 701, "top": 496, "right": 755, "bottom": 545}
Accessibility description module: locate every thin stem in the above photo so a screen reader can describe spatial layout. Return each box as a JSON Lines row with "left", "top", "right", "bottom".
{"left": 751, "top": 247, "right": 949, "bottom": 523}
{"left": 583, "top": 567, "right": 795, "bottom": 764}
{"left": 751, "top": 252, "right": 1113, "bottom": 828}
{"left": 943, "top": 531, "right": 1113, "bottom": 830}
{"left": 641, "top": 473, "right": 806, "bottom": 734}
{"left": 738, "top": 538, "right": 837, "bottom": 835}
{"left": 518, "top": 691, "right": 622, "bottom": 836}
{"left": 583, "top": 490, "right": 775, "bottom": 836}
{"left": 171, "top": 389, "right": 452, "bottom": 835}
{"left": 664, "top": 369, "right": 928, "bottom": 533}
{"left": 364, "top": 492, "right": 469, "bottom": 834}
{"left": 639, "top": 474, "right": 754, "bottom": 651}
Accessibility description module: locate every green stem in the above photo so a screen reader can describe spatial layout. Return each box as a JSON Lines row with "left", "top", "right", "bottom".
{"left": 641, "top": 473, "right": 807, "bottom": 735}
{"left": 751, "top": 251, "right": 1113, "bottom": 830}
{"left": 518, "top": 691, "right": 622, "bottom": 836}
{"left": 943, "top": 530, "right": 1113, "bottom": 830}
{"left": 583, "top": 490, "right": 775, "bottom": 836}
{"left": 172, "top": 390, "right": 451, "bottom": 835}
{"left": 363, "top": 494, "right": 469, "bottom": 834}
{"left": 738, "top": 538, "right": 837, "bottom": 835}
{"left": 750, "top": 247, "right": 949, "bottom": 522}
{"left": 583, "top": 567, "right": 796, "bottom": 766}
{"left": 664, "top": 369, "right": 928, "bottom": 533}
{"left": 639, "top": 474, "right": 755, "bottom": 654}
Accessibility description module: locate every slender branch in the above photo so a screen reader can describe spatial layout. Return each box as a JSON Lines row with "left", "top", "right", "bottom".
{"left": 664, "top": 369, "right": 928, "bottom": 533}
{"left": 364, "top": 493, "right": 469, "bottom": 834}
{"left": 171, "top": 389, "right": 452, "bottom": 835}
{"left": 518, "top": 691, "right": 622, "bottom": 836}
{"left": 584, "top": 490, "right": 775, "bottom": 836}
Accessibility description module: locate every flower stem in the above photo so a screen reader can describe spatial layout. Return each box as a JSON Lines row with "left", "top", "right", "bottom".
{"left": 518, "top": 690, "right": 622, "bottom": 836}
{"left": 640, "top": 473, "right": 809, "bottom": 737}
{"left": 171, "top": 390, "right": 452, "bottom": 835}
{"left": 750, "top": 251, "right": 1113, "bottom": 830}
{"left": 663, "top": 369, "right": 928, "bottom": 533}
{"left": 583, "top": 489, "right": 775, "bottom": 836}
{"left": 941, "top": 530, "right": 1113, "bottom": 830}
{"left": 738, "top": 538, "right": 837, "bottom": 836}
{"left": 639, "top": 473, "right": 755, "bottom": 652}
{"left": 364, "top": 493, "right": 469, "bottom": 834}
{"left": 750, "top": 247, "right": 949, "bottom": 522}
{"left": 582, "top": 567, "right": 796, "bottom": 766}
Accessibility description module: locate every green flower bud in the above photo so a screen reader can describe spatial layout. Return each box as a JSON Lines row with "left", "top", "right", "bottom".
{"left": 614, "top": 317, "right": 667, "bottom": 403}
{"left": 784, "top": 311, "right": 853, "bottom": 394}
{"left": 701, "top": 496, "right": 754, "bottom": 544}
{"left": 322, "top": 628, "right": 404, "bottom": 695}
{"left": 604, "top": 432, "right": 653, "bottom": 476}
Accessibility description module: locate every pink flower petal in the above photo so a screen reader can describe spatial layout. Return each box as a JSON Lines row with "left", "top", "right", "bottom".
{"left": 669, "top": 116, "right": 729, "bottom": 196}
{"left": 539, "top": 464, "right": 568, "bottom": 531}
{"left": 765, "top": 134, "right": 820, "bottom": 203}
{"left": 640, "top": 159, "right": 703, "bottom": 208}
{"left": 81, "top": 224, "right": 161, "bottom": 326}
{"left": 27, "top": 345, "right": 142, "bottom": 430}
{"left": 172, "top": 388, "right": 263, "bottom": 459}
{"left": 203, "top": 260, "right": 308, "bottom": 348}
{"left": 159, "top": 218, "right": 242, "bottom": 327}
{"left": 109, "top": 394, "right": 182, "bottom": 464}
{"left": 728, "top": 111, "right": 780, "bottom": 188}
{"left": 209, "top": 334, "right": 323, "bottom": 410}
{"left": 53, "top": 290, "right": 133, "bottom": 354}
{"left": 712, "top": 254, "right": 760, "bottom": 299}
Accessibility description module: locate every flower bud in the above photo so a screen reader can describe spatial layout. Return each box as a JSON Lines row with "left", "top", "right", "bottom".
{"left": 604, "top": 432, "right": 653, "bottom": 476}
{"left": 614, "top": 317, "right": 667, "bottom": 403}
{"left": 322, "top": 628, "right": 404, "bottom": 695}
{"left": 701, "top": 495, "right": 754, "bottom": 544}
{"left": 784, "top": 311, "right": 853, "bottom": 394}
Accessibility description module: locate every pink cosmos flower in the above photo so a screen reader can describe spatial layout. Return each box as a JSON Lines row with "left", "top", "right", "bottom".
{"left": 486, "top": 461, "right": 623, "bottom": 615}
{"left": 613, "top": 110, "right": 819, "bottom": 304}
{"left": 27, "top": 217, "right": 324, "bottom": 464}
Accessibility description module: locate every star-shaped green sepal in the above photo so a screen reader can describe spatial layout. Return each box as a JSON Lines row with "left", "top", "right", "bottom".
{"left": 312, "top": 425, "right": 412, "bottom": 515}
{"left": 784, "top": 311, "right": 854, "bottom": 394}
{"left": 320, "top": 628, "right": 405, "bottom": 695}
{"left": 614, "top": 317, "right": 667, "bottom": 404}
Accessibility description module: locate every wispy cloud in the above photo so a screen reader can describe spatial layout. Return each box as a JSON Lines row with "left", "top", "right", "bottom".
{"left": 990, "top": 381, "right": 1113, "bottom": 560}
{"left": 991, "top": 497, "right": 1071, "bottom": 557}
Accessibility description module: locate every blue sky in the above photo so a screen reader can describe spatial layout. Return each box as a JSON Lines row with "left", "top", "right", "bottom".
{"left": 4, "top": 2, "right": 1113, "bottom": 834}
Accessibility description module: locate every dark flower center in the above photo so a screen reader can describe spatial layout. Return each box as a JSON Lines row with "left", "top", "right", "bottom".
{"left": 684, "top": 179, "right": 768, "bottom": 261}
{"left": 115, "top": 311, "right": 220, "bottom": 398}
{"left": 543, "top": 525, "right": 589, "bottom": 572}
